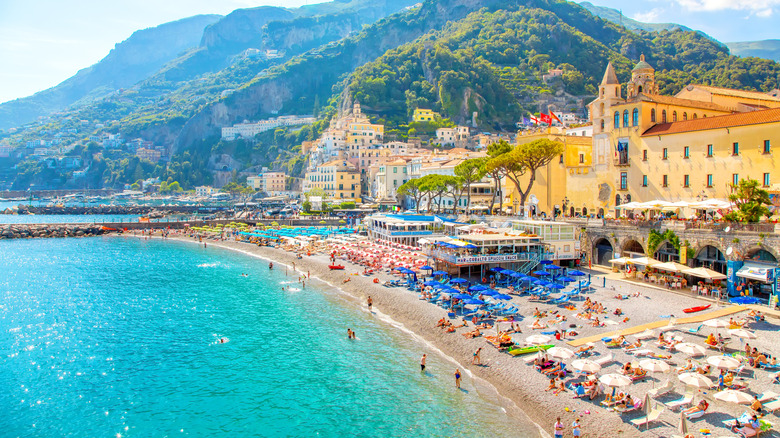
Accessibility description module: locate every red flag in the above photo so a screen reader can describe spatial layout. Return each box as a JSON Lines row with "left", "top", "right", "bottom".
{"left": 540, "top": 113, "right": 552, "bottom": 125}
{"left": 550, "top": 110, "right": 563, "bottom": 124}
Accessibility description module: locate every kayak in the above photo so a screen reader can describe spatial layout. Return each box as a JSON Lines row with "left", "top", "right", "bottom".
{"left": 329, "top": 265, "right": 345, "bottom": 270}
{"left": 508, "top": 344, "right": 553, "bottom": 356}
{"left": 683, "top": 304, "right": 711, "bottom": 313}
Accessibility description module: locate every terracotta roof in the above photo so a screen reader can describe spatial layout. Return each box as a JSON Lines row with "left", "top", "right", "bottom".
{"left": 632, "top": 94, "right": 733, "bottom": 112}
{"left": 682, "top": 85, "right": 780, "bottom": 102}
{"left": 642, "top": 108, "right": 780, "bottom": 136}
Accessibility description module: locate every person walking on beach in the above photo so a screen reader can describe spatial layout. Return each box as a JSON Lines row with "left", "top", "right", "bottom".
{"left": 367, "top": 296, "right": 373, "bottom": 311}
{"left": 454, "top": 369, "right": 461, "bottom": 389}
{"left": 553, "top": 418, "right": 564, "bottom": 438}
{"left": 420, "top": 354, "right": 427, "bottom": 372}
{"left": 572, "top": 418, "right": 581, "bottom": 437}
{"left": 472, "top": 347, "right": 482, "bottom": 365}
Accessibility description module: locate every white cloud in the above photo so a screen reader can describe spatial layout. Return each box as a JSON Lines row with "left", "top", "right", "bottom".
{"left": 674, "top": 0, "right": 779, "bottom": 14}
{"left": 632, "top": 8, "right": 664, "bottom": 22}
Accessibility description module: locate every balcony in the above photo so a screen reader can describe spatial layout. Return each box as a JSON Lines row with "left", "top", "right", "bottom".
{"left": 429, "top": 250, "right": 548, "bottom": 266}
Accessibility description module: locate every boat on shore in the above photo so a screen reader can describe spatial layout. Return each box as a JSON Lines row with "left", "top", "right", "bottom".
{"left": 683, "top": 304, "right": 711, "bottom": 313}
{"left": 329, "top": 265, "right": 345, "bottom": 270}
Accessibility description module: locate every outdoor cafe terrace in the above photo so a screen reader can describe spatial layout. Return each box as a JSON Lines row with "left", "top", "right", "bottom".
{"left": 425, "top": 231, "right": 548, "bottom": 268}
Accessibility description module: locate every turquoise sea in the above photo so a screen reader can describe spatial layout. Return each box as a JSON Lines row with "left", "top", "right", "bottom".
{"left": 0, "top": 237, "right": 540, "bottom": 437}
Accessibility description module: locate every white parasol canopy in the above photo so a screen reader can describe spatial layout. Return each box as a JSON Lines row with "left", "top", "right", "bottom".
{"left": 707, "top": 355, "right": 741, "bottom": 370}
{"left": 571, "top": 359, "right": 601, "bottom": 374}
{"left": 675, "top": 342, "right": 706, "bottom": 356}
{"left": 526, "top": 334, "right": 551, "bottom": 345}
{"left": 704, "top": 319, "right": 730, "bottom": 329}
{"left": 653, "top": 261, "right": 691, "bottom": 273}
{"left": 599, "top": 373, "right": 632, "bottom": 387}
{"left": 626, "top": 257, "right": 660, "bottom": 266}
{"left": 682, "top": 267, "right": 727, "bottom": 280}
{"left": 714, "top": 389, "right": 754, "bottom": 404}
{"left": 728, "top": 329, "right": 757, "bottom": 340}
{"left": 548, "top": 347, "right": 575, "bottom": 360}
{"left": 678, "top": 372, "right": 713, "bottom": 388}
{"left": 639, "top": 359, "right": 671, "bottom": 373}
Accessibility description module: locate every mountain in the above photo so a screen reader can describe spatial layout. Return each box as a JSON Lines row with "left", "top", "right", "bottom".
{"left": 0, "top": 15, "right": 221, "bottom": 130}
{"left": 577, "top": 2, "right": 690, "bottom": 33}
{"left": 3, "top": 0, "right": 780, "bottom": 191}
{"left": 726, "top": 40, "right": 780, "bottom": 62}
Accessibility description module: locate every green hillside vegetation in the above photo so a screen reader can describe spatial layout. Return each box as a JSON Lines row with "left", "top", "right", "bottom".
{"left": 348, "top": 1, "right": 780, "bottom": 130}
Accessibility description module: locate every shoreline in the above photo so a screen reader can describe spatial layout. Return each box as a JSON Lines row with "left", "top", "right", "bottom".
{"left": 128, "top": 233, "right": 551, "bottom": 437}
{"left": 121, "top": 232, "right": 779, "bottom": 438}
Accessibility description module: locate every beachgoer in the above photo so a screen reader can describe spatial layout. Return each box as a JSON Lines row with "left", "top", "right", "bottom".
{"left": 572, "top": 418, "right": 581, "bottom": 437}
{"left": 454, "top": 369, "right": 461, "bottom": 388}
{"left": 473, "top": 347, "right": 482, "bottom": 365}
{"left": 420, "top": 354, "right": 427, "bottom": 372}
{"left": 554, "top": 418, "right": 564, "bottom": 438}
{"left": 367, "top": 296, "right": 373, "bottom": 311}
{"left": 269, "top": 262, "right": 273, "bottom": 270}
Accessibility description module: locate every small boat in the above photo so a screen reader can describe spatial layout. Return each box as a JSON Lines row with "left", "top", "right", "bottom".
{"left": 683, "top": 304, "right": 711, "bottom": 313}
{"left": 508, "top": 344, "right": 553, "bottom": 356}
{"left": 328, "top": 265, "right": 345, "bottom": 270}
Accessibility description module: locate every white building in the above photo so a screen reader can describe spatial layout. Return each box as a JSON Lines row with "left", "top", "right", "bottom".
{"left": 221, "top": 115, "right": 316, "bottom": 140}
{"left": 196, "top": 186, "right": 217, "bottom": 197}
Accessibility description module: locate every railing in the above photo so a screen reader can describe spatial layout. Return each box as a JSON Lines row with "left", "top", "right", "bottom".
{"left": 683, "top": 221, "right": 777, "bottom": 233}
{"left": 369, "top": 228, "right": 433, "bottom": 237}
{"left": 429, "top": 250, "right": 551, "bottom": 266}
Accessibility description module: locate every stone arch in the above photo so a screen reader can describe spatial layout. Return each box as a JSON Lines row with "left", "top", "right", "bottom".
{"left": 653, "top": 240, "right": 679, "bottom": 262}
{"left": 745, "top": 247, "right": 778, "bottom": 263}
{"left": 693, "top": 244, "right": 727, "bottom": 274}
{"left": 622, "top": 239, "right": 645, "bottom": 257}
{"left": 592, "top": 236, "right": 615, "bottom": 266}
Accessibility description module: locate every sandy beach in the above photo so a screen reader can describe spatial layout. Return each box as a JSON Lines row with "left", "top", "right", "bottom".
{"left": 136, "top": 230, "right": 780, "bottom": 438}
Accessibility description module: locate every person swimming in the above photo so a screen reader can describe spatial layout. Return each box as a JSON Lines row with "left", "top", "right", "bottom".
{"left": 269, "top": 262, "right": 273, "bottom": 270}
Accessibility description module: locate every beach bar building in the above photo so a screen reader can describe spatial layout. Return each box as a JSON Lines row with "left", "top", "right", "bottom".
{"left": 510, "top": 220, "right": 581, "bottom": 266}
{"left": 426, "top": 230, "right": 549, "bottom": 278}
{"left": 365, "top": 214, "right": 447, "bottom": 246}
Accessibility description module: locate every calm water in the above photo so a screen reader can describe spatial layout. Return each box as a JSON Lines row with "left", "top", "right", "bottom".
{"left": 0, "top": 237, "right": 540, "bottom": 437}
{"left": 0, "top": 214, "right": 141, "bottom": 224}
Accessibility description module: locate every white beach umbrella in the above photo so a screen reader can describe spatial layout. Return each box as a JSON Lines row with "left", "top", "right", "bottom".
{"left": 548, "top": 347, "right": 575, "bottom": 360}
{"left": 678, "top": 372, "right": 713, "bottom": 388}
{"left": 652, "top": 261, "right": 690, "bottom": 273}
{"left": 714, "top": 389, "right": 754, "bottom": 404}
{"left": 678, "top": 411, "right": 689, "bottom": 435}
{"left": 681, "top": 267, "right": 727, "bottom": 280}
{"left": 704, "top": 319, "right": 730, "bottom": 329}
{"left": 599, "top": 373, "right": 632, "bottom": 388}
{"left": 571, "top": 359, "right": 601, "bottom": 374}
{"left": 675, "top": 343, "right": 706, "bottom": 356}
{"left": 639, "top": 359, "right": 671, "bottom": 373}
{"left": 707, "top": 355, "right": 741, "bottom": 370}
{"left": 526, "top": 334, "right": 551, "bottom": 345}
{"left": 728, "top": 329, "right": 757, "bottom": 340}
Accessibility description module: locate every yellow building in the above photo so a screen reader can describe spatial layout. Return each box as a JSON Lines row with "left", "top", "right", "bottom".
{"left": 304, "top": 160, "right": 361, "bottom": 201}
{"left": 413, "top": 108, "right": 439, "bottom": 122}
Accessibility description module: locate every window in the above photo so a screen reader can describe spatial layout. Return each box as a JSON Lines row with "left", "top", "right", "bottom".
{"left": 559, "top": 154, "right": 564, "bottom": 164}
{"left": 733, "top": 174, "right": 739, "bottom": 186}
{"left": 683, "top": 175, "right": 690, "bottom": 187}
{"left": 764, "top": 140, "right": 771, "bottom": 154}
{"left": 732, "top": 142, "right": 739, "bottom": 155}
{"left": 600, "top": 120, "right": 605, "bottom": 130}
{"left": 632, "top": 108, "right": 639, "bottom": 126}
{"left": 662, "top": 175, "right": 668, "bottom": 187}
{"left": 614, "top": 112, "right": 620, "bottom": 128}
{"left": 642, "top": 150, "right": 648, "bottom": 161}
{"left": 764, "top": 173, "right": 771, "bottom": 187}
{"left": 650, "top": 109, "right": 656, "bottom": 123}
{"left": 684, "top": 146, "right": 690, "bottom": 158}
{"left": 579, "top": 153, "right": 585, "bottom": 163}
{"left": 623, "top": 110, "right": 629, "bottom": 127}
{"left": 662, "top": 110, "right": 667, "bottom": 123}
{"left": 693, "top": 113, "right": 698, "bottom": 119}
{"left": 707, "top": 144, "right": 713, "bottom": 157}
{"left": 393, "top": 167, "right": 397, "bottom": 173}
{"left": 642, "top": 175, "right": 648, "bottom": 187}
{"left": 683, "top": 112, "right": 688, "bottom": 121}
{"left": 672, "top": 111, "right": 678, "bottom": 122}
{"left": 662, "top": 148, "right": 668, "bottom": 160}
{"left": 706, "top": 174, "right": 713, "bottom": 187}
{"left": 620, "top": 172, "right": 627, "bottom": 190}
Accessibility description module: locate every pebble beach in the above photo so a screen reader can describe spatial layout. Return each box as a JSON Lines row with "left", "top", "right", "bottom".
{"left": 156, "top": 231, "right": 780, "bottom": 438}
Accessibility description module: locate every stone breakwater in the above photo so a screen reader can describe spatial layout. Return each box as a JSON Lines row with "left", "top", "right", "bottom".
{"left": 0, "top": 224, "right": 114, "bottom": 239}
{"left": 9, "top": 206, "right": 187, "bottom": 216}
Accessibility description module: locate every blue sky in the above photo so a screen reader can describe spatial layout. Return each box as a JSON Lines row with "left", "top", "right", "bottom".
{"left": 0, "top": 0, "right": 777, "bottom": 104}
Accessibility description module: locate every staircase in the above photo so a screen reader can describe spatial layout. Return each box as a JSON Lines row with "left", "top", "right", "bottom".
{"left": 515, "top": 250, "right": 553, "bottom": 274}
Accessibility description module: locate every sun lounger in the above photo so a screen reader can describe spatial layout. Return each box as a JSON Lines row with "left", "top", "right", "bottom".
{"left": 686, "top": 324, "right": 703, "bottom": 334}
{"left": 593, "top": 353, "right": 613, "bottom": 366}
{"left": 630, "top": 406, "right": 664, "bottom": 428}
{"left": 763, "top": 399, "right": 780, "bottom": 412}
{"left": 685, "top": 405, "right": 709, "bottom": 420}
{"left": 666, "top": 390, "right": 695, "bottom": 410}
{"left": 615, "top": 398, "right": 643, "bottom": 414}
{"left": 758, "top": 391, "right": 779, "bottom": 403}
{"left": 646, "top": 379, "right": 673, "bottom": 398}
{"left": 759, "top": 362, "right": 780, "bottom": 370}
{"left": 631, "top": 349, "right": 654, "bottom": 357}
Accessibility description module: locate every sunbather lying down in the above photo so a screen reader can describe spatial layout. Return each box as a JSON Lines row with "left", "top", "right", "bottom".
{"left": 683, "top": 399, "right": 709, "bottom": 416}
{"left": 531, "top": 319, "right": 546, "bottom": 329}
{"left": 462, "top": 328, "right": 481, "bottom": 338}
{"left": 575, "top": 345, "right": 594, "bottom": 354}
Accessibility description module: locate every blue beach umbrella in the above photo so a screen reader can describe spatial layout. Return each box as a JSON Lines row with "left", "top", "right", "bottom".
{"left": 463, "top": 298, "right": 485, "bottom": 305}
{"left": 453, "top": 293, "right": 472, "bottom": 300}
{"left": 424, "top": 280, "right": 439, "bottom": 286}
{"left": 568, "top": 270, "right": 587, "bottom": 277}
{"left": 510, "top": 272, "right": 523, "bottom": 278}
{"left": 548, "top": 283, "right": 565, "bottom": 290}
{"left": 495, "top": 294, "right": 513, "bottom": 300}
{"left": 480, "top": 289, "right": 499, "bottom": 296}
{"left": 533, "top": 270, "right": 551, "bottom": 276}
{"left": 469, "top": 285, "right": 488, "bottom": 292}
{"left": 545, "top": 265, "right": 562, "bottom": 270}
{"left": 419, "top": 265, "right": 434, "bottom": 271}
{"left": 450, "top": 278, "right": 468, "bottom": 284}
{"left": 558, "top": 277, "right": 575, "bottom": 283}
{"left": 432, "top": 270, "right": 448, "bottom": 276}
{"left": 539, "top": 260, "right": 553, "bottom": 265}
{"left": 489, "top": 267, "right": 504, "bottom": 272}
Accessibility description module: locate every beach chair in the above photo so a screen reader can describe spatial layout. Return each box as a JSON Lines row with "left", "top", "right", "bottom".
{"left": 685, "top": 405, "right": 709, "bottom": 420}
{"left": 646, "top": 379, "right": 673, "bottom": 398}
{"left": 685, "top": 324, "right": 703, "bottom": 334}
{"left": 764, "top": 399, "right": 780, "bottom": 413}
{"left": 758, "top": 391, "right": 779, "bottom": 403}
{"left": 629, "top": 406, "right": 664, "bottom": 428}
{"left": 593, "top": 353, "right": 613, "bottom": 366}
{"left": 666, "top": 389, "right": 695, "bottom": 410}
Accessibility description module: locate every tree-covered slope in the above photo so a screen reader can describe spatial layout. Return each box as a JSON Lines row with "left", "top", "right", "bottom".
{"left": 347, "top": 0, "right": 780, "bottom": 130}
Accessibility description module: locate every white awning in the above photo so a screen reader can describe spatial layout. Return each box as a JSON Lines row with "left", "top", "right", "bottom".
{"left": 736, "top": 263, "right": 771, "bottom": 282}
